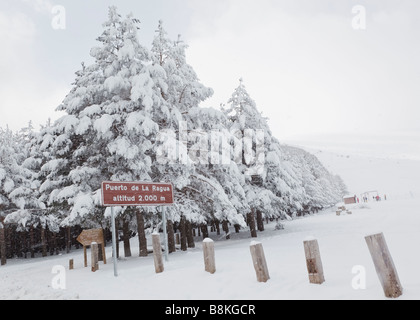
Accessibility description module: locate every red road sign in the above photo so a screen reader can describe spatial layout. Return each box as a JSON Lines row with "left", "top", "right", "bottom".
{"left": 101, "top": 181, "right": 174, "bottom": 207}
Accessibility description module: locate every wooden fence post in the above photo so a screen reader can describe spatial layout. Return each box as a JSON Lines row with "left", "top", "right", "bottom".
{"left": 303, "top": 238, "right": 325, "bottom": 284}
{"left": 91, "top": 242, "right": 99, "bottom": 272}
{"left": 152, "top": 233, "right": 164, "bottom": 274}
{"left": 203, "top": 238, "right": 216, "bottom": 274}
{"left": 250, "top": 241, "right": 270, "bottom": 283}
{"left": 69, "top": 259, "right": 74, "bottom": 270}
{"left": 365, "top": 233, "right": 403, "bottom": 298}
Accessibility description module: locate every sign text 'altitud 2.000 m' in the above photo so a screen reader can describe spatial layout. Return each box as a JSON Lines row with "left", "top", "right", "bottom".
{"left": 101, "top": 181, "right": 174, "bottom": 207}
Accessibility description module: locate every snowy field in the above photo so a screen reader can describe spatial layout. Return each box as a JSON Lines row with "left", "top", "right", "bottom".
{"left": 1, "top": 198, "right": 419, "bottom": 300}
{"left": 1, "top": 141, "right": 419, "bottom": 300}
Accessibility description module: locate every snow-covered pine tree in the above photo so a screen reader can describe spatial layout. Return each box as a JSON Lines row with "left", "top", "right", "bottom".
{"left": 0, "top": 127, "right": 20, "bottom": 262}
{"left": 151, "top": 22, "right": 246, "bottom": 234}
{"left": 333, "top": 174, "right": 348, "bottom": 198}
{"left": 0, "top": 125, "right": 52, "bottom": 259}
{"left": 5, "top": 122, "right": 63, "bottom": 257}
{"left": 224, "top": 79, "right": 347, "bottom": 222}
{"left": 151, "top": 22, "right": 214, "bottom": 115}
{"left": 0, "top": 127, "right": 17, "bottom": 264}
{"left": 150, "top": 20, "right": 195, "bottom": 235}
{"left": 40, "top": 7, "right": 172, "bottom": 256}
{"left": 224, "top": 79, "right": 302, "bottom": 236}
{"left": 0, "top": 127, "right": 21, "bottom": 215}
{"left": 282, "top": 145, "right": 347, "bottom": 213}
{"left": 186, "top": 107, "right": 249, "bottom": 231}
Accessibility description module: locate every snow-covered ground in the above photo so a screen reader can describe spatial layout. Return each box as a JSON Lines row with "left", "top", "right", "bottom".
{"left": 1, "top": 138, "right": 419, "bottom": 300}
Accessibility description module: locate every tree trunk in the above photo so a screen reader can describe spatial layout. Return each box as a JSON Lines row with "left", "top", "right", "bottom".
{"left": 66, "top": 226, "right": 71, "bottom": 254}
{"left": 179, "top": 216, "right": 187, "bottom": 251}
{"left": 98, "top": 243, "right": 104, "bottom": 262}
{"left": 6, "top": 225, "right": 12, "bottom": 259}
{"left": 248, "top": 210, "right": 257, "bottom": 238}
{"left": 30, "top": 226, "right": 35, "bottom": 258}
{"left": 201, "top": 224, "right": 209, "bottom": 239}
{"left": 21, "top": 231, "right": 27, "bottom": 259}
{"left": 234, "top": 224, "right": 241, "bottom": 233}
{"left": 215, "top": 219, "right": 220, "bottom": 236}
{"left": 0, "top": 217, "right": 6, "bottom": 265}
{"left": 74, "top": 226, "right": 81, "bottom": 249}
{"left": 52, "top": 231, "right": 58, "bottom": 255}
{"left": 11, "top": 228, "right": 21, "bottom": 258}
{"left": 222, "top": 220, "right": 230, "bottom": 240}
{"left": 136, "top": 210, "right": 148, "bottom": 257}
{"left": 122, "top": 219, "right": 132, "bottom": 257}
{"left": 167, "top": 220, "right": 176, "bottom": 253}
{"left": 256, "top": 210, "right": 264, "bottom": 232}
{"left": 41, "top": 227, "right": 47, "bottom": 257}
{"left": 48, "top": 230, "right": 53, "bottom": 256}
{"left": 49, "top": 230, "right": 58, "bottom": 256}
{"left": 186, "top": 220, "right": 195, "bottom": 249}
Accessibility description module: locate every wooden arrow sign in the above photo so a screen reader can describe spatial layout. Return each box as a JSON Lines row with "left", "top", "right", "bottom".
{"left": 77, "top": 229, "right": 104, "bottom": 246}
{"left": 77, "top": 229, "right": 106, "bottom": 266}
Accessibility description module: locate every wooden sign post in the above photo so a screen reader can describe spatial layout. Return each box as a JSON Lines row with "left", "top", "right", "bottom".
{"left": 152, "top": 233, "right": 164, "bottom": 274}
{"left": 77, "top": 229, "right": 106, "bottom": 268}
{"left": 365, "top": 233, "right": 403, "bottom": 298}
{"left": 203, "top": 238, "right": 216, "bottom": 274}
{"left": 303, "top": 238, "right": 325, "bottom": 285}
{"left": 250, "top": 241, "right": 270, "bottom": 283}
{"left": 91, "top": 242, "right": 99, "bottom": 272}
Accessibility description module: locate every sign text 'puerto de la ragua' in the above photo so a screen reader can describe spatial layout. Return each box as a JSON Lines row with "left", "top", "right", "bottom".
{"left": 101, "top": 181, "right": 174, "bottom": 207}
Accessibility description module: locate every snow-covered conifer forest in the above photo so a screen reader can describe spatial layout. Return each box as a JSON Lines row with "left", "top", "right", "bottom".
{"left": 0, "top": 7, "right": 348, "bottom": 263}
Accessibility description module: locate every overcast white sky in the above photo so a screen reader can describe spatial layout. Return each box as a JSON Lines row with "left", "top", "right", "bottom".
{"left": 1, "top": 0, "right": 419, "bottom": 147}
